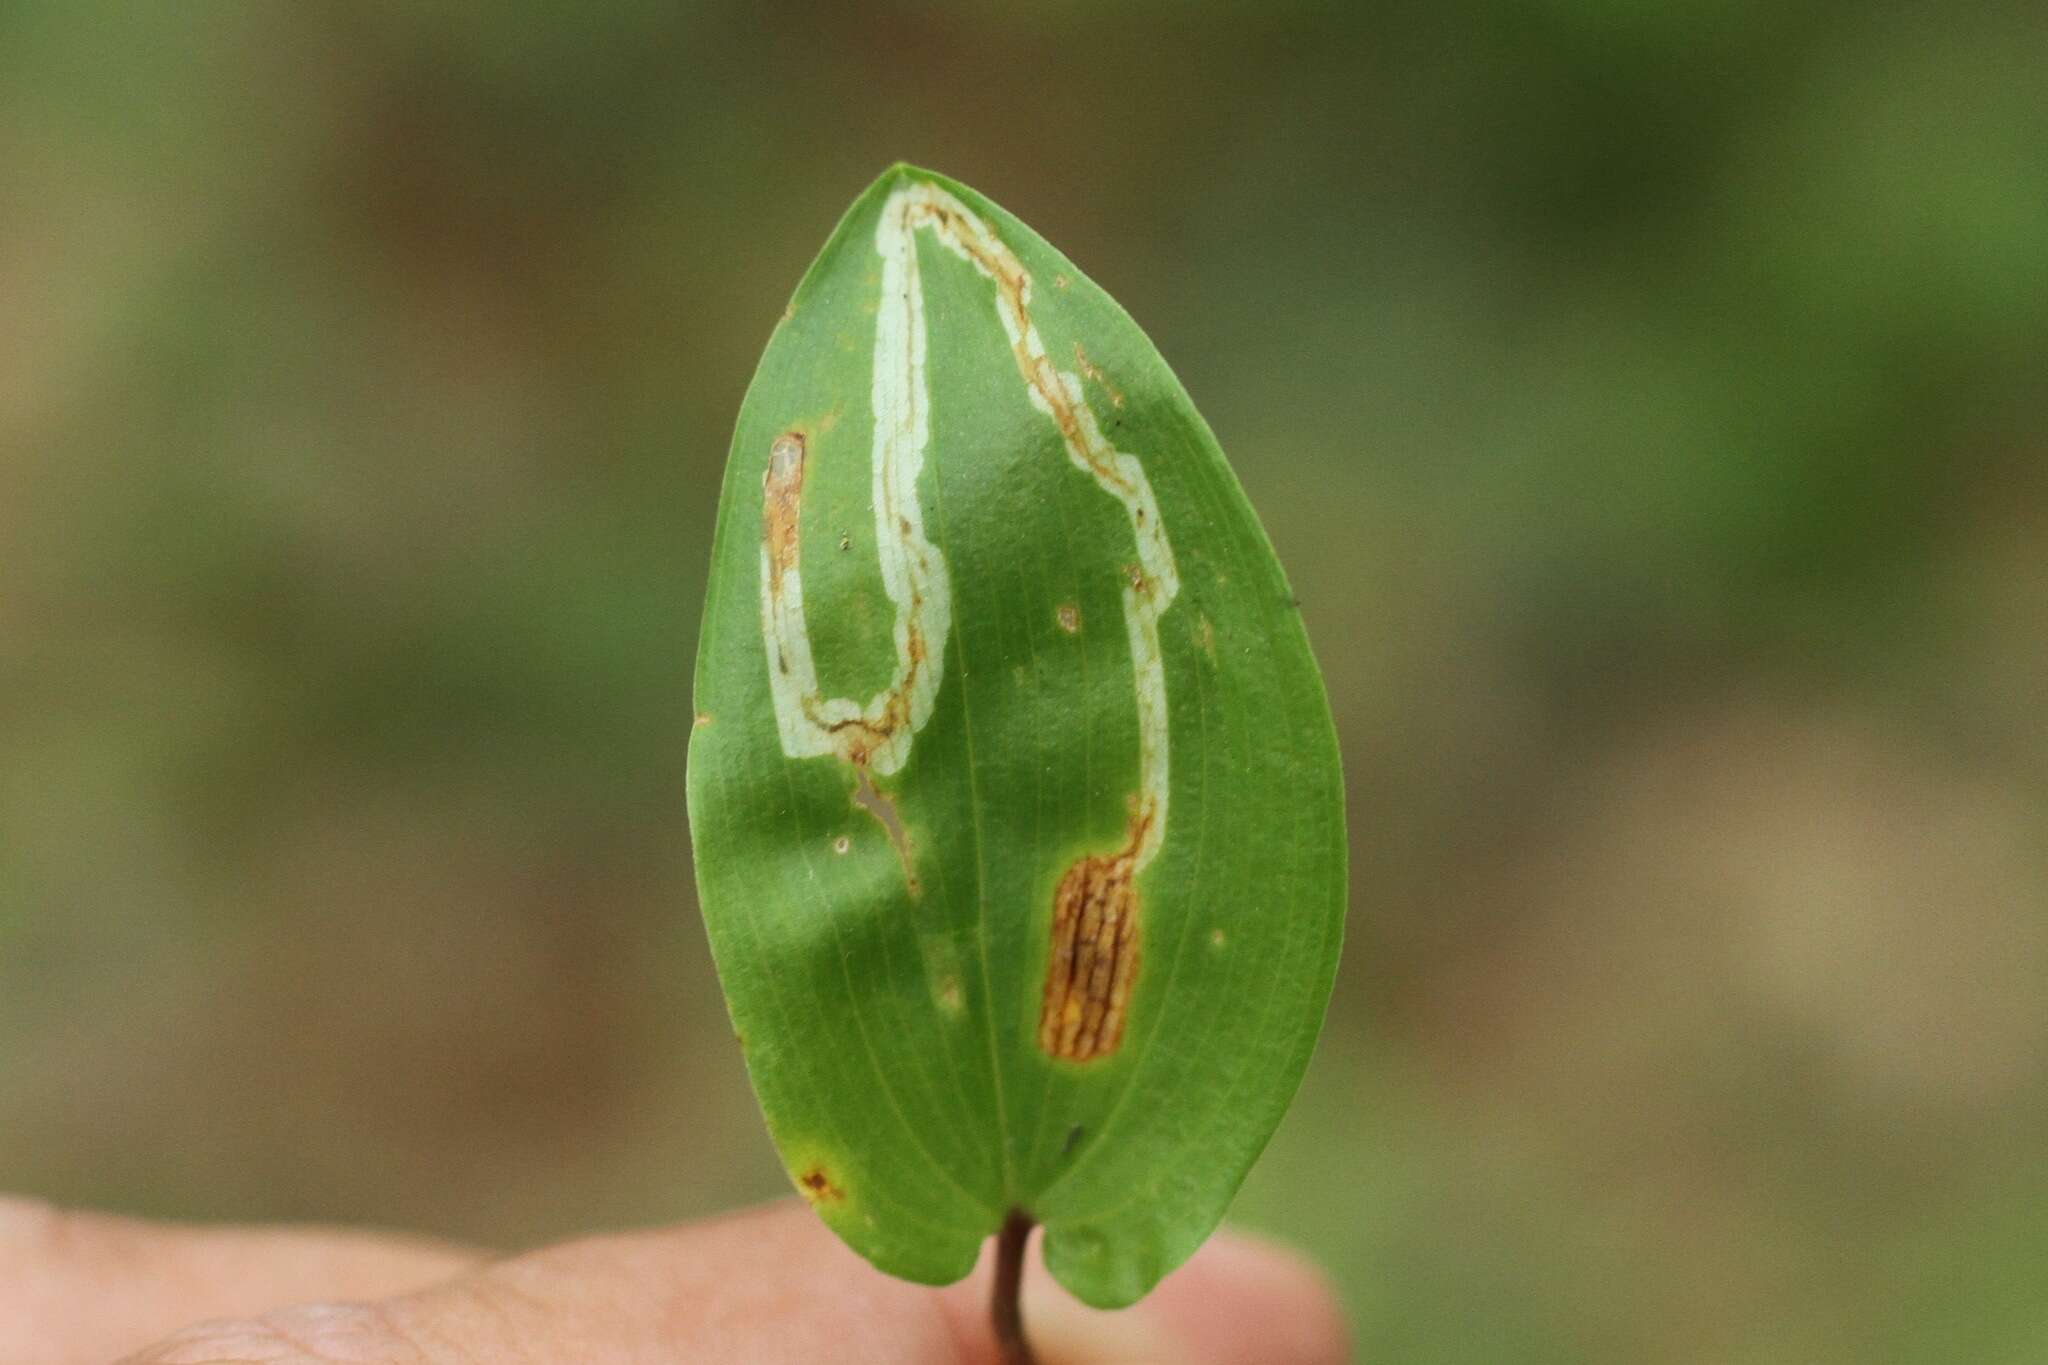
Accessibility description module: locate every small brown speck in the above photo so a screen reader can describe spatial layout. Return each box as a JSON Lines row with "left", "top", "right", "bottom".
{"left": 832, "top": 835, "right": 851, "bottom": 855}
{"left": 797, "top": 1167, "right": 845, "bottom": 1203}
{"left": 1056, "top": 603, "right": 1081, "bottom": 634}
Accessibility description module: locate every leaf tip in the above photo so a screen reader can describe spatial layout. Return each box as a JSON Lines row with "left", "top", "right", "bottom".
{"left": 867, "top": 159, "right": 962, "bottom": 204}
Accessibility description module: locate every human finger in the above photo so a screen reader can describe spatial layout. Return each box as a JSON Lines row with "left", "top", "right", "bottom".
{"left": 0, "top": 1195, "right": 480, "bottom": 1365}
{"left": 120, "top": 1199, "right": 1347, "bottom": 1365}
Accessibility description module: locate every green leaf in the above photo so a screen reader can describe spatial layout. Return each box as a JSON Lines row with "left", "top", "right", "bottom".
{"left": 686, "top": 163, "right": 1344, "bottom": 1308}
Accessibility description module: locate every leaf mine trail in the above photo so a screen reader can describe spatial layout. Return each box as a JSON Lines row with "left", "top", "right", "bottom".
{"left": 759, "top": 177, "right": 1180, "bottom": 1060}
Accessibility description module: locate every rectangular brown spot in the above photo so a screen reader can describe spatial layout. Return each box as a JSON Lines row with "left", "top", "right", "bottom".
{"left": 1038, "top": 853, "right": 1139, "bottom": 1062}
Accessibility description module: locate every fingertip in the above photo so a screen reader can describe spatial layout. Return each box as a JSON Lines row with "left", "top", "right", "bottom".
{"left": 472, "top": 1197, "right": 966, "bottom": 1364}
{"left": 1145, "top": 1230, "right": 1350, "bottom": 1365}
{"left": 0, "top": 1197, "right": 483, "bottom": 1365}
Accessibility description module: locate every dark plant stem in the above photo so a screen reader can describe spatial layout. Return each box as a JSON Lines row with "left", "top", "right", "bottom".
{"left": 991, "top": 1208, "right": 1038, "bottom": 1365}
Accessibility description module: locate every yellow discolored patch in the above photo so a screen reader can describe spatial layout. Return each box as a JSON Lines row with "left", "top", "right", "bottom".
{"left": 1073, "top": 343, "right": 1126, "bottom": 408}
{"left": 1056, "top": 603, "right": 1081, "bottom": 634}
{"left": 918, "top": 933, "right": 966, "bottom": 1017}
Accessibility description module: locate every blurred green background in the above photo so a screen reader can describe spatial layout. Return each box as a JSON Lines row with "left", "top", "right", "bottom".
{"left": 4, "top": 2, "right": 2046, "bottom": 1360}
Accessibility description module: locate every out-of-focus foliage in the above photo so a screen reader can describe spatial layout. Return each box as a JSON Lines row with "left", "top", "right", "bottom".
{"left": 2, "top": 2, "right": 2043, "bottom": 1361}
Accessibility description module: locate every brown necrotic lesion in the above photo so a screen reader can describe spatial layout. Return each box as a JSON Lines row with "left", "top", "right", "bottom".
{"left": 1038, "top": 850, "right": 1141, "bottom": 1062}
{"left": 761, "top": 433, "right": 807, "bottom": 604}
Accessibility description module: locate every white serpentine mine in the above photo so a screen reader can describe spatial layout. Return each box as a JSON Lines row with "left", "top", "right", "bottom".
{"left": 760, "top": 178, "right": 1179, "bottom": 878}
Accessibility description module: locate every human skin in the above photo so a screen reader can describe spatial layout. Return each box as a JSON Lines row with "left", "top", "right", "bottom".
{"left": 0, "top": 1196, "right": 1349, "bottom": 1364}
